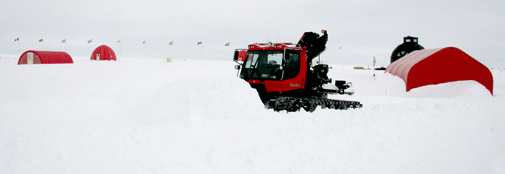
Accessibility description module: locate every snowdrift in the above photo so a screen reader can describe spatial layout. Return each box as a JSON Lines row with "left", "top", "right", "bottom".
{"left": 1, "top": 56, "right": 504, "bottom": 174}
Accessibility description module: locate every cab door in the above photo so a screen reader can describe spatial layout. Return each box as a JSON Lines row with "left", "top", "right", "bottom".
{"left": 280, "top": 49, "right": 305, "bottom": 91}
{"left": 261, "top": 51, "right": 284, "bottom": 92}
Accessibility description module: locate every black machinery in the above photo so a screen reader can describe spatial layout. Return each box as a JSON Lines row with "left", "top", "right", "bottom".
{"left": 390, "top": 36, "right": 424, "bottom": 63}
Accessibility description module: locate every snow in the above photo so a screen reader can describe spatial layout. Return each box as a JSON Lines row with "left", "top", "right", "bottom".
{"left": 1, "top": 55, "right": 505, "bottom": 173}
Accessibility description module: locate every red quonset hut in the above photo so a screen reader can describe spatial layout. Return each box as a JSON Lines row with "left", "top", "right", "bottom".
{"left": 18, "top": 50, "right": 73, "bottom": 65}
{"left": 90, "top": 45, "right": 116, "bottom": 61}
{"left": 386, "top": 47, "right": 494, "bottom": 95}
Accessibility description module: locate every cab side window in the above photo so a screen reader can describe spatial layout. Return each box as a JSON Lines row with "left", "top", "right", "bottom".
{"left": 283, "top": 51, "right": 300, "bottom": 80}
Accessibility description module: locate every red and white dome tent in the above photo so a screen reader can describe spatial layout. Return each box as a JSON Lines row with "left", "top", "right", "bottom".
{"left": 90, "top": 45, "right": 116, "bottom": 61}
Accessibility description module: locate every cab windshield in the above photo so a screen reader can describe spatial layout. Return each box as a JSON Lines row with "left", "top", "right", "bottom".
{"left": 242, "top": 50, "right": 283, "bottom": 80}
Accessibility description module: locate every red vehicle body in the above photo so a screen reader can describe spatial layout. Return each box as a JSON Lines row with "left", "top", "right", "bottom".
{"left": 234, "top": 32, "right": 361, "bottom": 112}
{"left": 244, "top": 43, "right": 307, "bottom": 93}
{"left": 235, "top": 42, "right": 332, "bottom": 103}
{"left": 233, "top": 49, "right": 248, "bottom": 63}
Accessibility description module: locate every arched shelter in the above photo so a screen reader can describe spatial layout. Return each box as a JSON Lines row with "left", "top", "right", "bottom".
{"left": 18, "top": 50, "right": 73, "bottom": 64}
{"left": 386, "top": 47, "right": 493, "bottom": 95}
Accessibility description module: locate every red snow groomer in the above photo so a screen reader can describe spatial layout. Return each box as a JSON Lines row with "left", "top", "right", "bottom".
{"left": 234, "top": 32, "right": 362, "bottom": 112}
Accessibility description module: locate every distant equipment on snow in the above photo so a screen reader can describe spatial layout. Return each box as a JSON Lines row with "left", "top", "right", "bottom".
{"left": 18, "top": 50, "right": 73, "bottom": 65}
{"left": 166, "top": 57, "right": 174, "bottom": 63}
{"left": 390, "top": 36, "right": 424, "bottom": 63}
{"left": 91, "top": 45, "right": 116, "bottom": 61}
{"left": 386, "top": 47, "right": 494, "bottom": 95}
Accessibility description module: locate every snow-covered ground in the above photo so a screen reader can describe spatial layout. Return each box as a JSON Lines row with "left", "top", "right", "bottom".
{"left": 1, "top": 55, "right": 504, "bottom": 173}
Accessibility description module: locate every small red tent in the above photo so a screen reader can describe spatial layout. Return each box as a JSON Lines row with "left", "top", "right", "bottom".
{"left": 18, "top": 50, "right": 73, "bottom": 65}
{"left": 90, "top": 45, "right": 116, "bottom": 61}
{"left": 385, "top": 47, "right": 493, "bottom": 95}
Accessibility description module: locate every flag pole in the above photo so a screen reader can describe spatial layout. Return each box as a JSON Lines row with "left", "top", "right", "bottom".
{"left": 16, "top": 38, "right": 20, "bottom": 55}
{"left": 90, "top": 39, "right": 93, "bottom": 54}
{"left": 40, "top": 39, "right": 44, "bottom": 50}
{"left": 116, "top": 39, "right": 122, "bottom": 61}
{"left": 373, "top": 56, "right": 376, "bottom": 80}
{"left": 170, "top": 41, "right": 174, "bottom": 59}
{"left": 341, "top": 46, "right": 344, "bottom": 71}
{"left": 197, "top": 41, "right": 202, "bottom": 59}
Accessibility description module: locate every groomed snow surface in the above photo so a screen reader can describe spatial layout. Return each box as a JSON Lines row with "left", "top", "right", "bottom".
{"left": 1, "top": 55, "right": 504, "bottom": 174}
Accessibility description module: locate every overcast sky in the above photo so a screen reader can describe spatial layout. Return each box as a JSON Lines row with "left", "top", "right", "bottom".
{"left": 1, "top": 0, "right": 504, "bottom": 68}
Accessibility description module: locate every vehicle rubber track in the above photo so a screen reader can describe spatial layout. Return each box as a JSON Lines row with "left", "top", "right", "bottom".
{"left": 264, "top": 96, "right": 363, "bottom": 112}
